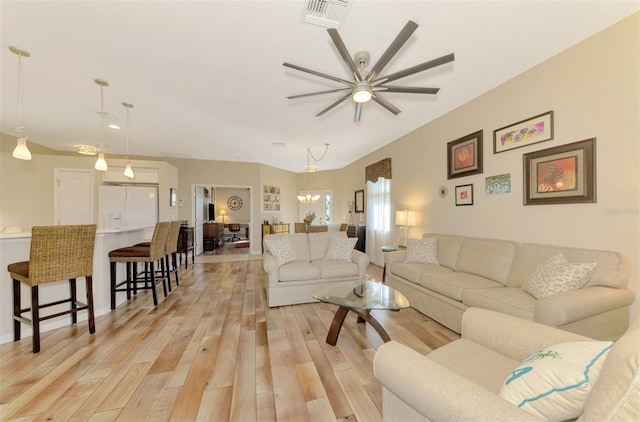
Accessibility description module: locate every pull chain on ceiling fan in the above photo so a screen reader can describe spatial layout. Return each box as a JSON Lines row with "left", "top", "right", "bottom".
{"left": 284, "top": 20, "right": 455, "bottom": 122}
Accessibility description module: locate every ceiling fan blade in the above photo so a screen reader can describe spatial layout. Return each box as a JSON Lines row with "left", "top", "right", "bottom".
{"left": 373, "top": 53, "right": 455, "bottom": 85}
{"left": 287, "top": 87, "right": 352, "bottom": 100}
{"left": 372, "top": 93, "right": 401, "bottom": 115}
{"left": 327, "top": 28, "right": 362, "bottom": 83}
{"left": 375, "top": 86, "right": 440, "bottom": 94}
{"left": 365, "top": 20, "right": 419, "bottom": 83}
{"left": 354, "top": 103, "right": 363, "bottom": 122}
{"left": 316, "top": 93, "right": 352, "bottom": 117}
{"left": 283, "top": 62, "right": 354, "bottom": 86}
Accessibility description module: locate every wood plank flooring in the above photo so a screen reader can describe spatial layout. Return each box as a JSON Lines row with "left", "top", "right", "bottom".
{"left": 0, "top": 258, "right": 459, "bottom": 421}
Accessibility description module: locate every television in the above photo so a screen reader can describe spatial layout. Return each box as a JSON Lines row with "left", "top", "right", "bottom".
{"left": 208, "top": 203, "right": 215, "bottom": 222}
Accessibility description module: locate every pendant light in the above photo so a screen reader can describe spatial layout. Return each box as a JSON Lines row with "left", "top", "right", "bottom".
{"left": 297, "top": 143, "right": 330, "bottom": 204}
{"left": 122, "top": 102, "right": 135, "bottom": 179}
{"left": 9, "top": 46, "right": 32, "bottom": 160}
{"left": 94, "top": 79, "right": 109, "bottom": 171}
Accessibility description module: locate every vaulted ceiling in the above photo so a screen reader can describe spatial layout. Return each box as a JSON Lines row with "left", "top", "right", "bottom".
{"left": 1, "top": 1, "right": 637, "bottom": 172}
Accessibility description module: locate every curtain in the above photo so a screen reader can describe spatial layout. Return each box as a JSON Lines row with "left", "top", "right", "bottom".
{"left": 365, "top": 177, "right": 392, "bottom": 266}
{"left": 365, "top": 158, "right": 392, "bottom": 184}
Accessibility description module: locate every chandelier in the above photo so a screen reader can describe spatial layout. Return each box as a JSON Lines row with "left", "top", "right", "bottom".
{"left": 297, "top": 143, "right": 330, "bottom": 204}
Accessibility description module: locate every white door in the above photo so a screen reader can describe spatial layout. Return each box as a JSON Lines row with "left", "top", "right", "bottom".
{"left": 194, "top": 186, "right": 205, "bottom": 255}
{"left": 54, "top": 169, "right": 94, "bottom": 225}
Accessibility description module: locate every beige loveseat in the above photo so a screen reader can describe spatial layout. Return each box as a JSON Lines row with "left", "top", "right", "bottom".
{"left": 374, "top": 308, "right": 639, "bottom": 421}
{"left": 262, "top": 232, "right": 369, "bottom": 307}
{"left": 384, "top": 234, "right": 634, "bottom": 340}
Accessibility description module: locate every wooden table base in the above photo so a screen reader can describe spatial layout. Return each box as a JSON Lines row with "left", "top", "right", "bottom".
{"left": 326, "top": 306, "right": 392, "bottom": 346}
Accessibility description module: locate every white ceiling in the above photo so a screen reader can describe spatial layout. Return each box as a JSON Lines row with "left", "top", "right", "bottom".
{"left": 1, "top": 1, "right": 637, "bottom": 173}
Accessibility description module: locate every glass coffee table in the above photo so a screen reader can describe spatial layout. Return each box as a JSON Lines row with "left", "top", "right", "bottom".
{"left": 313, "top": 280, "right": 410, "bottom": 346}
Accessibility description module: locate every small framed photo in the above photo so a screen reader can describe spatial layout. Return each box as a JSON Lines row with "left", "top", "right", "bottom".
{"left": 447, "top": 130, "right": 483, "bottom": 179}
{"left": 455, "top": 184, "right": 474, "bottom": 206}
{"left": 354, "top": 189, "right": 365, "bottom": 213}
{"left": 494, "top": 111, "right": 554, "bottom": 154}
{"left": 170, "top": 188, "right": 177, "bottom": 207}
{"left": 523, "top": 138, "right": 596, "bottom": 205}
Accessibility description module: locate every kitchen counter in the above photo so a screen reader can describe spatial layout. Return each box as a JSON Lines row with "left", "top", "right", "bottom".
{"left": 0, "top": 226, "right": 152, "bottom": 345}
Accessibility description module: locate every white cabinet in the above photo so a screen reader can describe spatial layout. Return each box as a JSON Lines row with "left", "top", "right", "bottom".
{"left": 99, "top": 186, "right": 158, "bottom": 230}
{"left": 102, "top": 167, "right": 158, "bottom": 184}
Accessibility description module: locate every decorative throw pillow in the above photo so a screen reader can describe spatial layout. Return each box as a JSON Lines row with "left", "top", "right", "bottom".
{"left": 324, "top": 236, "right": 357, "bottom": 262}
{"left": 405, "top": 236, "right": 439, "bottom": 265}
{"left": 499, "top": 341, "right": 613, "bottom": 421}
{"left": 264, "top": 236, "right": 297, "bottom": 266}
{"left": 522, "top": 253, "right": 597, "bottom": 299}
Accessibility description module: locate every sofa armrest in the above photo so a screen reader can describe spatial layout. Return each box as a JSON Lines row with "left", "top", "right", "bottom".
{"left": 374, "top": 341, "right": 544, "bottom": 422}
{"left": 351, "top": 249, "right": 370, "bottom": 278}
{"left": 384, "top": 250, "right": 407, "bottom": 267}
{"left": 461, "top": 308, "right": 591, "bottom": 362}
{"left": 535, "top": 286, "right": 635, "bottom": 326}
{"left": 262, "top": 252, "right": 280, "bottom": 287}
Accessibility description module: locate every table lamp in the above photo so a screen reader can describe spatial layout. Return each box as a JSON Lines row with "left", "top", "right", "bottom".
{"left": 395, "top": 209, "right": 416, "bottom": 247}
{"left": 220, "top": 209, "right": 226, "bottom": 224}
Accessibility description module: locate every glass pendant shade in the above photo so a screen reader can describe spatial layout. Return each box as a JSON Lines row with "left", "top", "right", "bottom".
{"left": 94, "top": 153, "right": 108, "bottom": 171}
{"left": 124, "top": 161, "right": 135, "bottom": 179}
{"left": 13, "top": 138, "right": 31, "bottom": 160}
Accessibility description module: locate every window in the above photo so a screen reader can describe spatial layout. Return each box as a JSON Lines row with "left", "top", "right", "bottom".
{"left": 366, "top": 178, "right": 391, "bottom": 265}
{"left": 299, "top": 190, "right": 332, "bottom": 224}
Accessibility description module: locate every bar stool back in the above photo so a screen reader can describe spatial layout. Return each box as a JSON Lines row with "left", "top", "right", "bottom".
{"left": 164, "top": 220, "right": 181, "bottom": 290}
{"left": 109, "top": 221, "right": 170, "bottom": 309}
{"left": 7, "top": 224, "right": 97, "bottom": 353}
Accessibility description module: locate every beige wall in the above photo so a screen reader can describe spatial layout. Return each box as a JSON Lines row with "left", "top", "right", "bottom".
{"left": 343, "top": 13, "right": 640, "bottom": 321}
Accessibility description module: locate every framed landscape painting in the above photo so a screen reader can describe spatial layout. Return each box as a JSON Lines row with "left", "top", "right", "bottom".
{"left": 523, "top": 138, "right": 596, "bottom": 205}
{"left": 447, "top": 130, "right": 483, "bottom": 179}
{"left": 494, "top": 111, "right": 554, "bottom": 153}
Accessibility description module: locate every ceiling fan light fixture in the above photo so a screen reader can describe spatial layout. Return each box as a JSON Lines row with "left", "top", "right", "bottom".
{"left": 13, "top": 138, "right": 32, "bottom": 160}
{"left": 352, "top": 84, "right": 372, "bottom": 103}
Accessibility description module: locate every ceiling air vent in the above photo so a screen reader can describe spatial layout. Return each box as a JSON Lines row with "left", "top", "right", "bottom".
{"left": 303, "top": 0, "right": 350, "bottom": 28}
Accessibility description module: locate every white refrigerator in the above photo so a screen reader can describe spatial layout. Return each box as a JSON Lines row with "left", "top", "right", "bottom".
{"left": 99, "top": 185, "right": 158, "bottom": 230}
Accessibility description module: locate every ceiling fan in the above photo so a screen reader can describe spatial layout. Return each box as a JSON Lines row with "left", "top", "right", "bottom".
{"left": 284, "top": 20, "right": 455, "bottom": 122}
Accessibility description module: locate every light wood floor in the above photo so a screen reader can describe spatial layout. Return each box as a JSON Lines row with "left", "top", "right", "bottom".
{"left": 0, "top": 258, "right": 459, "bottom": 421}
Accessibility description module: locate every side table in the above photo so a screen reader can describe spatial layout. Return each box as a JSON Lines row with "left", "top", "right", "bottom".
{"left": 381, "top": 246, "right": 398, "bottom": 283}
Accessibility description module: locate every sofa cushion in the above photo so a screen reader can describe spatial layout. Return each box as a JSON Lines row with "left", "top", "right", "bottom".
{"left": 289, "top": 233, "right": 312, "bottom": 262}
{"left": 264, "top": 235, "right": 297, "bottom": 266}
{"left": 405, "top": 236, "right": 439, "bottom": 265}
{"left": 390, "top": 262, "right": 453, "bottom": 285}
{"left": 507, "top": 243, "right": 630, "bottom": 289}
{"left": 521, "top": 253, "right": 597, "bottom": 299}
{"left": 462, "top": 287, "right": 536, "bottom": 321}
{"left": 499, "top": 341, "right": 613, "bottom": 421}
{"left": 313, "top": 259, "right": 359, "bottom": 278}
{"left": 277, "top": 261, "right": 321, "bottom": 281}
{"left": 309, "top": 232, "right": 334, "bottom": 261}
{"left": 455, "top": 238, "right": 517, "bottom": 285}
{"left": 428, "top": 338, "right": 520, "bottom": 393}
{"left": 417, "top": 272, "right": 501, "bottom": 302}
{"left": 424, "top": 234, "right": 463, "bottom": 270}
{"left": 324, "top": 235, "right": 357, "bottom": 262}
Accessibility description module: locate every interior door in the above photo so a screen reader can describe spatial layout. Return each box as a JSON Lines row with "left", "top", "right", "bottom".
{"left": 194, "top": 186, "right": 205, "bottom": 255}
{"left": 54, "top": 168, "right": 93, "bottom": 225}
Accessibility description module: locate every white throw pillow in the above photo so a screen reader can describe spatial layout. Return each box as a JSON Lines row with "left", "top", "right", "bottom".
{"left": 405, "top": 236, "right": 439, "bottom": 265}
{"left": 264, "top": 236, "right": 297, "bottom": 266}
{"left": 499, "top": 341, "right": 613, "bottom": 421}
{"left": 522, "top": 253, "right": 597, "bottom": 299}
{"left": 324, "top": 235, "right": 357, "bottom": 262}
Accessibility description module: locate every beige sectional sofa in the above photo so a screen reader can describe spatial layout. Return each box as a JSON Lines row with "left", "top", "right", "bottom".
{"left": 374, "top": 308, "right": 639, "bottom": 421}
{"left": 262, "top": 232, "right": 369, "bottom": 307}
{"left": 384, "top": 234, "right": 634, "bottom": 340}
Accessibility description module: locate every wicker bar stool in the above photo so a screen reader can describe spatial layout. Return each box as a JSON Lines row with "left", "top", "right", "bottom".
{"left": 109, "top": 221, "right": 170, "bottom": 309}
{"left": 7, "top": 224, "right": 97, "bottom": 353}
{"left": 134, "top": 220, "right": 181, "bottom": 291}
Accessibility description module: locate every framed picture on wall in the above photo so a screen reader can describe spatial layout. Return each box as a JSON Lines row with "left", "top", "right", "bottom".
{"left": 455, "top": 184, "right": 474, "bottom": 206}
{"left": 170, "top": 188, "right": 177, "bottom": 207}
{"left": 447, "top": 130, "right": 483, "bottom": 179}
{"left": 354, "top": 189, "right": 364, "bottom": 213}
{"left": 523, "top": 138, "right": 596, "bottom": 205}
{"left": 494, "top": 111, "right": 554, "bottom": 154}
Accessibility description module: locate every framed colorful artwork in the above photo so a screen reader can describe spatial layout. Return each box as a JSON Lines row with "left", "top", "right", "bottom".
{"left": 523, "top": 138, "right": 596, "bottom": 205}
{"left": 263, "top": 185, "right": 281, "bottom": 211}
{"left": 494, "top": 111, "right": 554, "bottom": 153}
{"left": 447, "top": 130, "right": 483, "bottom": 179}
{"left": 455, "top": 184, "right": 474, "bottom": 206}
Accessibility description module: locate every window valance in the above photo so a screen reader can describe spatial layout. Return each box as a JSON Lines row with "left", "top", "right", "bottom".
{"left": 365, "top": 158, "right": 392, "bottom": 183}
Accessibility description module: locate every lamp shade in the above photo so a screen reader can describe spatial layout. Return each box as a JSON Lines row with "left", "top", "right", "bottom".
{"left": 13, "top": 138, "right": 31, "bottom": 160}
{"left": 124, "top": 161, "right": 135, "bottom": 179}
{"left": 395, "top": 210, "right": 416, "bottom": 226}
{"left": 94, "top": 153, "right": 108, "bottom": 171}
